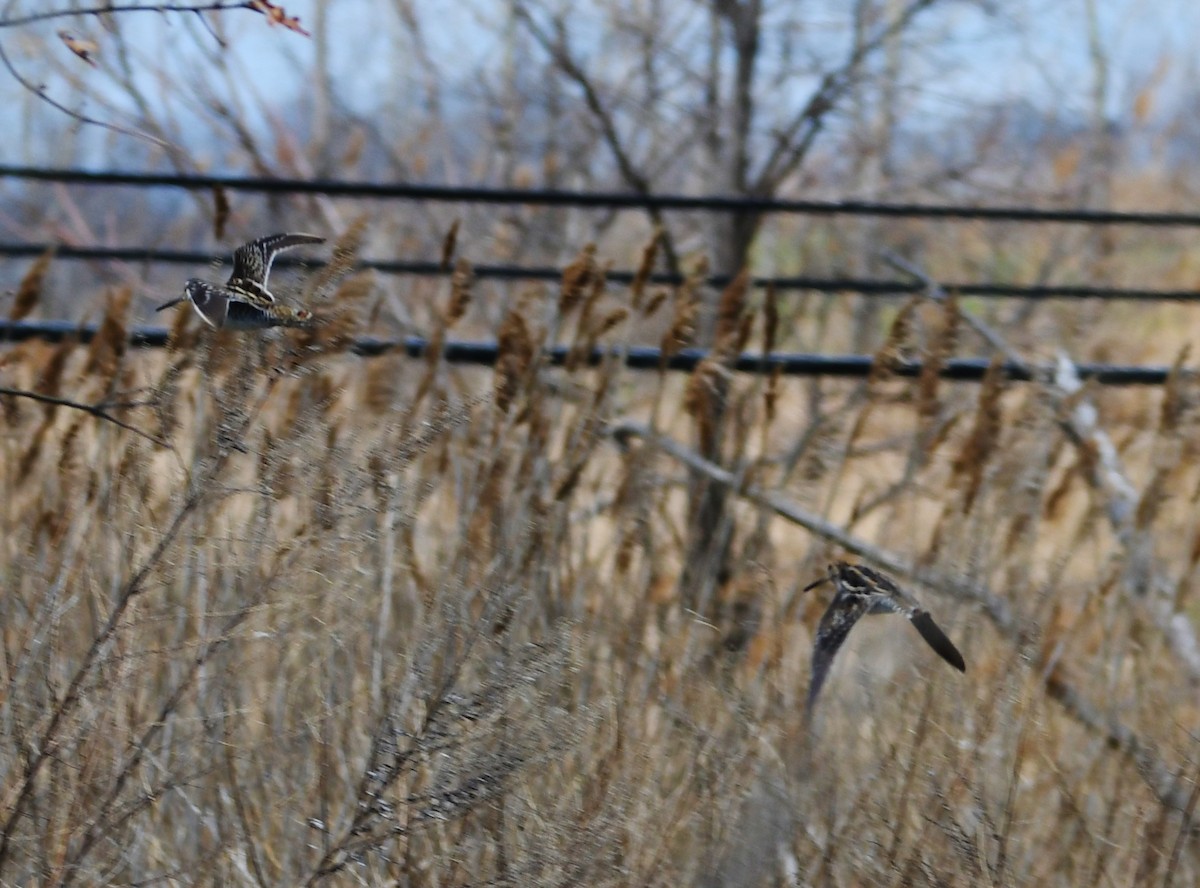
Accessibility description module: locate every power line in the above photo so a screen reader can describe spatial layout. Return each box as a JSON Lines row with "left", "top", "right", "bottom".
{"left": 3, "top": 165, "right": 1200, "bottom": 226}
{"left": 4, "top": 242, "right": 1199, "bottom": 302}
{"left": 0, "top": 319, "right": 1181, "bottom": 386}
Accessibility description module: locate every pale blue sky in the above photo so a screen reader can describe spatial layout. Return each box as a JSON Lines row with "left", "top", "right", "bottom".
{"left": 1, "top": 1, "right": 1197, "bottom": 168}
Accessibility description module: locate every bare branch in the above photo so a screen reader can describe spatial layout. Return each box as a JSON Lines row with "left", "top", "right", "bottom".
{"left": 754, "top": 0, "right": 941, "bottom": 192}
{"left": 0, "top": 3, "right": 252, "bottom": 29}
{"left": 62, "top": 560, "right": 285, "bottom": 880}
{"left": 0, "top": 38, "right": 172, "bottom": 148}
{"left": 0, "top": 385, "right": 170, "bottom": 447}
{"left": 513, "top": 3, "right": 681, "bottom": 274}
{"left": 0, "top": 1, "right": 311, "bottom": 146}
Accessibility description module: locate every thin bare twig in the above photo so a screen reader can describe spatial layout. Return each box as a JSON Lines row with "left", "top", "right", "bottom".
{"left": 754, "top": 0, "right": 942, "bottom": 191}
{"left": 0, "top": 489, "right": 199, "bottom": 863}
{"left": 0, "top": 3, "right": 251, "bottom": 29}
{"left": 512, "top": 3, "right": 681, "bottom": 275}
{"left": 61, "top": 550, "right": 294, "bottom": 883}
{"left": 0, "top": 385, "right": 170, "bottom": 447}
{"left": 0, "top": 37, "right": 171, "bottom": 147}
{"left": 0, "top": 1, "right": 311, "bottom": 146}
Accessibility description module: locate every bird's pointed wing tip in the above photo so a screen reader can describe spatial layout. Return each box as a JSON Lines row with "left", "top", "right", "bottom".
{"left": 804, "top": 675, "right": 826, "bottom": 722}
{"left": 910, "top": 610, "right": 966, "bottom": 672}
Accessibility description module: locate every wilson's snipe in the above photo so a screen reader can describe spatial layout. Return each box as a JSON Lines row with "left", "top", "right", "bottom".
{"left": 156, "top": 233, "right": 324, "bottom": 330}
{"left": 803, "top": 562, "right": 965, "bottom": 718}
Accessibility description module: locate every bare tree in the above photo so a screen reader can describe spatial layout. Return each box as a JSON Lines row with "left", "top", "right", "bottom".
{"left": 505, "top": 0, "right": 949, "bottom": 613}
{"left": 508, "top": 0, "right": 946, "bottom": 278}
{"left": 0, "top": 2, "right": 311, "bottom": 148}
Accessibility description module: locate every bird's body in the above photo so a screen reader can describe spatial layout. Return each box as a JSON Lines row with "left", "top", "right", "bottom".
{"left": 156, "top": 233, "right": 324, "bottom": 330}
{"left": 803, "top": 562, "right": 965, "bottom": 720}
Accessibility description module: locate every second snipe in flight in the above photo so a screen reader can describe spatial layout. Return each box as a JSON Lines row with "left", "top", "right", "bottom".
{"left": 803, "top": 561, "right": 966, "bottom": 720}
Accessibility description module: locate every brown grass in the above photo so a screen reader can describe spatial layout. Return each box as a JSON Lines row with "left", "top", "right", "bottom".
{"left": 1, "top": 235, "right": 1199, "bottom": 886}
{"left": 10, "top": 249, "right": 54, "bottom": 322}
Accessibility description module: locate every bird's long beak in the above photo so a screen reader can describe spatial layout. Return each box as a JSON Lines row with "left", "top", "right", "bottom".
{"left": 155, "top": 295, "right": 185, "bottom": 312}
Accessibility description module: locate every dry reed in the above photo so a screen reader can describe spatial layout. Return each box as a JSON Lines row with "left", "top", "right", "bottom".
{"left": 0, "top": 236, "right": 1198, "bottom": 887}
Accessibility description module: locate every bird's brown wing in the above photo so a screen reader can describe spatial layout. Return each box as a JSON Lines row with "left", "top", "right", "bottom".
{"left": 228, "top": 232, "right": 324, "bottom": 293}
{"left": 847, "top": 563, "right": 967, "bottom": 673}
{"left": 807, "top": 589, "right": 873, "bottom": 718}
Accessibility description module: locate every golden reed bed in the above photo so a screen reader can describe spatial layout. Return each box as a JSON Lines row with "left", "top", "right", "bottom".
{"left": 2, "top": 229, "right": 1198, "bottom": 885}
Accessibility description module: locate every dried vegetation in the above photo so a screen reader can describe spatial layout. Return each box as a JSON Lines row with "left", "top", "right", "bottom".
{"left": 1, "top": 233, "right": 1199, "bottom": 886}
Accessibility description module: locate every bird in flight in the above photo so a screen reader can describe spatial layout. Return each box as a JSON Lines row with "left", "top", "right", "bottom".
{"left": 156, "top": 233, "right": 324, "bottom": 330}
{"left": 802, "top": 562, "right": 965, "bottom": 720}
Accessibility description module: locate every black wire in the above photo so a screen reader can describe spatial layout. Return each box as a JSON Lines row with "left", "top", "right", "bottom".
{"left": 4, "top": 164, "right": 1200, "bottom": 226}
{"left": 3, "top": 242, "right": 1199, "bottom": 302}
{"left": 0, "top": 319, "right": 1180, "bottom": 386}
